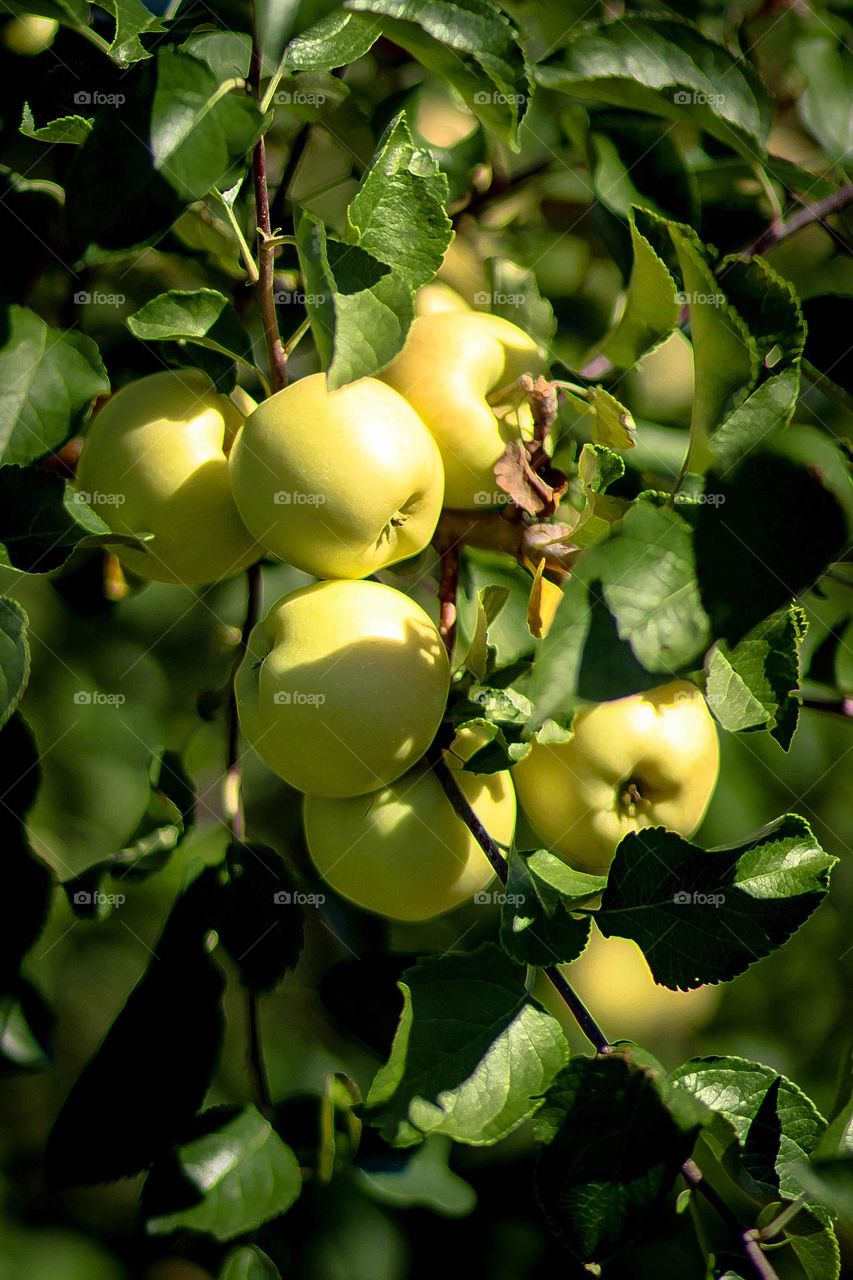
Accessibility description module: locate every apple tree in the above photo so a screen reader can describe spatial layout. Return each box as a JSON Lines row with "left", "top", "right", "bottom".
{"left": 0, "top": 1, "right": 852, "bottom": 1278}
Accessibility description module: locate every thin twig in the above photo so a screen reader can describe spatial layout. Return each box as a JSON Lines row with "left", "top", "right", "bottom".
{"left": 740, "top": 181, "right": 853, "bottom": 260}
{"left": 247, "top": 990, "right": 274, "bottom": 1117}
{"left": 680, "top": 1160, "right": 782, "bottom": 1280}
{"left": 437, "top": 542, "right": 461, "bottom": 659}
{"left": 800, "top": 695, "right": 853, "bottom": 718}
{"left": 430, "top": 747, "right": 611, "bottom": 1054}
{"left": 249, "top": 37, "right": 287, "bottom": 393}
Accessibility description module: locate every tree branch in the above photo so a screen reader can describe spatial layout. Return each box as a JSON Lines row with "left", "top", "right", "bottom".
{"left": 741, "top": 181, "right": 853, "bottom": 259}
{"left": 249, "top": 37, "right": 287, "bottom": 394}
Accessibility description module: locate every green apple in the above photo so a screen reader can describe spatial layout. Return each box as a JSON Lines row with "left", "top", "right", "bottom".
{"left": 304, "top": 751, "right": 516, "bottom": 922}
{"left": 76, "top": 369, "right": 258, "bottom": 585}
{"left": 513, "top": 681, "right": 719, "bottom": 875}
{"left": 415, "top": 281, "right": 471, "bottom": 315}
{"left": 380, "top": 312, "right": 547, "bottom": 509}
{"left": 229, "top": 373, "right": 444, "bottom": 580}
{"left": 624, "top": 331, "right": 694, "bottom": 428}
{"left": 235, "top": 579, "right": 449, "bottom": 797}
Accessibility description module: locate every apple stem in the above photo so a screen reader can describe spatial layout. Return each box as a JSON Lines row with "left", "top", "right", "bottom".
{"left": 249, "top": 36, "right": 288, "bottom": 395}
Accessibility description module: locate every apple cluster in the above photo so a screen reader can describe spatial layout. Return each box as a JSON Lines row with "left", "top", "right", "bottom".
{"left": 76, "top": 300, "right": 720, "bottom": 922}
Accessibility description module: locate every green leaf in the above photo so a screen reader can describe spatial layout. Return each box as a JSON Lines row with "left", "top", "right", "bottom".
{"left": 220, "top": 1246, "right": 281, "bottom": 1280}
{"left": 593, "top": 208, "right": 681, "bottom": 370}
{"left": 285, "top": 10, "right": 382, "bottom": 71}
{"left": 67, "top": 49, "right": 265, "bottom": 252}
{"left": 184, "top": 31, "right": 253, "bottom": 81}
{"left": 695, "top": 428, "right": 851, "bottom": 647}
{"left": 671, "top": 1057, "right": 827, "bottom": 1202}
{"left": 0, "top": 599, "right": 29, "bottom": 732}
{"left": 500, "top": 850, "right": 594, "bottom": 967}
{"left": 366, "top": 943, "right": 568, "bottom": 1147}
{"left": 216, "top": 843, "right": 305, "bottom": 992}
{"left": 705, "top": 606, "right": 805, "bottom": 750}
{"left": 357, "top": 1136, "right": 476, "bottom": 1217}
{"left": 484, "top": 259, "right": 555, "bottom": 347}
{"left": 46, "top": 868, "right": 226, "bottom": 1184}
{"left": 537, "top": 15, "right": 773, "bottom": 161}
{"left": 597, "top": 816, "right": 837, "bottom": 990}
{"left": 127, "top": 290, "right": 255, "bottom": 370}
{"left": 784, "top": 1209, "right": 841, "bottom": 1280}
{"left": 20, "top": 103, "right": 92, "bottom": 144}
{"left": 530, "top": 502, "right": 710, "bottom": 722}
{"left": 297, "top": 112, "right": 451, "bottom": 387}
{"left": 795, "top": 33, "right": 853, "bottom": 168}
{"left": 144, "top": 1106, "right": 301, "bottom": 1241}
{"left": 535, "top": 1049, "right": 703, "bottom": 1261}
{"left": 0, "top": 466, "right": 148, "bottom": 574}
{"left": 0, "top": 306, "right": 109, "bottom": 465}
{"left": 99, "top": 0, "right": 165, "bottom": 65}
{"left": 115, "top": 749, "right": 195, "bottom": 873}
{"left": 459, "top": 585, "right": 510, "bottom": 679}
{"left": 588, "top": 385, "right": 636, "bottom": 450}
{"left": 0, "top": 715, "right": 52, "bottom": 984}
{"left": 343, "top": 0, "right": 531, "bottom": 148}
{"left": 0, "top": 979, "right": 53, "bottom": 1072}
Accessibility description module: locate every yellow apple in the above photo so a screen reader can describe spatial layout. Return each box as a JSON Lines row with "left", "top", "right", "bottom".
{"left": 235, "top": 579, "right": 449, "bottom": 797}
{"left": 76, "top": 369, "right": 258, "bottom": 586}
{"left": 380, "top": 312, "right": 547, "bottom": 509}
{"left": 3, "top": 14, "right": 58, "bottom": 55}
{"left": 304, "top": 747, "right": 516, "bottom": 922}
{"left": 513, "top": 681, "right": 719, "bottom": 875}
{"left": 229, "top": 373, "right": 444, "bottom": 579}
{"left": 539, "top": 933, "right": 719, "bottom": 1041}
{"left": 415, "top": 281, "right": 471, "bottom": 316}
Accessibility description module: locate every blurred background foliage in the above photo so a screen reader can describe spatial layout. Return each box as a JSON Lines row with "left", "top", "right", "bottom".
{"left": 1, "top": 0, "right": 852, "bottom": 1276}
